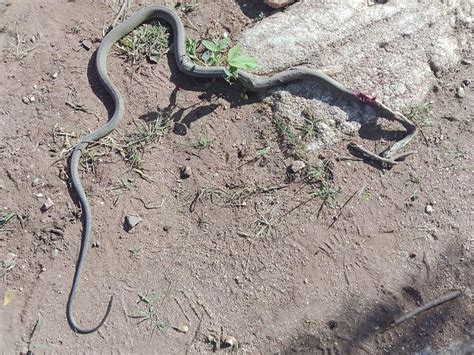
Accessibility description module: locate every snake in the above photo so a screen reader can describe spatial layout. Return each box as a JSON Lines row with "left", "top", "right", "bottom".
{"left": 67, "top": 5, "right": 416, "bottom": 333}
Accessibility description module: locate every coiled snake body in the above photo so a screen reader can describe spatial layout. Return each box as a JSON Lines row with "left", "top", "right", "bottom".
{"left": 68, "top": 5, "right": 416, "bottom": 333}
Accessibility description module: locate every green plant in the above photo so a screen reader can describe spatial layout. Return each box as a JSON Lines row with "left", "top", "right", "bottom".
{"left": 406, "top": 102, "right": 432, "bottom": 128}
{"left": 123, "top": 115, "right": 172, "bottom": 168}
{"left": 25, "top": 315, "right": 53, "bottom": 352}
{"left": 187, "top": 35, "right": 257, "bottom": 82}
{"left": 197, "top": 216, "right": 209, "bottom": 228}
{"left": 201, "top": 36, "right": 230, "bottom": 66}
{"left": 224, "top": 44, "right": 257, "bottom": 82}
{"left": 70, "top": 20, "right": 83, "bottom": 34}
{"left": 194, "top": 135, "right": 214, "bottom": 149}
{"left": 130, "top": 291, "right": 166, "bottom": 335}
{"left": 454, "top": 145, "right": 467, "bottom": 159}
{"left": 118, "top": 22, "right": 169, "bottom": 64}
{"left": 128, "top": 247, "right": 142, "bottom": 259}
{"left": 0, "top": 213, "right": 15, "bottom": 229}
{"left": 185, "top": 37, "right": 200, "bottom": 62}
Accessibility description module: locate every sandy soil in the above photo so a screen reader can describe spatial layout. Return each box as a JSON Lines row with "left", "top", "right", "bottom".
{"left": 0, "top": 0, "right": 472, "bottom": 353}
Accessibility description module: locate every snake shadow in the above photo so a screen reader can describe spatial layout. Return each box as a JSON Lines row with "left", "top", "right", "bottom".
{"left": 86, "top": 48, "right": 406, "bottom": 165}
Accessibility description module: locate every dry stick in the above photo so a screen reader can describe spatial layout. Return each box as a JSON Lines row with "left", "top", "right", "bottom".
{"left": 111, "top": 0, "right": 129, "bottom": 29}
{"left": 328, "top": 184, "right": 367, "bottom": 229}
{"left": 388, "top": 290, "right": 462, "bottom": 329}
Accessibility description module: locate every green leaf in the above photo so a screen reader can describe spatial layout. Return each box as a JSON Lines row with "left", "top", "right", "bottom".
{"left": 202, "top": 40, "right": 219, "bottom": 52}
{"left": 229, "top": 54, "right": 257, "bottom": 70}
{"left": 217, "top": 36, "right": 231, "bottom": 51}
{"left": 227, "top": 44, "right": 241, "bottom": 62}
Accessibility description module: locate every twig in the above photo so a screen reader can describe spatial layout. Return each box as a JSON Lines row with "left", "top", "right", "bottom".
{"left": 65, "top": 101, "right": 88, "bottom": 113}
{"left": 174, "top": 297, "right": 191, "bottom": 323}
{"left": 387, "top": 290, "right": 462, "bottom": 329}
{"left": 112, "top": 1, "right": 127, "bottom": 28}
{"left": 328, "top": 184, "right": 367, "bottom": 229}
{"left": 185, "top": 313, "right": 204, "bottom": 355}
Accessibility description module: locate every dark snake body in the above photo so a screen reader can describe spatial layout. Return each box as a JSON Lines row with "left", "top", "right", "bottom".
{"left": 67, "top": 5, "right": 412, "bottom": 333}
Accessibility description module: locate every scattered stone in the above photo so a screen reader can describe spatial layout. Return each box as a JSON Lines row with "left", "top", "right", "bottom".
{"left": 174, "top": 324, "right": 189, "bottom": 334}
{"left": 237, "top": 145, "right": 248, "bottom": 159}
{"left": 92, "top": 241, "right": 101, "bottom": 248}
{"left": 461, "top": 58, "right": 472, "bottom": 65}
{"left": 263, "top": 0, "right": 296, "bottom": 9}
{"left": 180, "top": 166, "right": 192, "bottom": 179}
{"left": 30, "top": 35, "right": 36, "bottom": 43}
{"left": 32, "top": 177, "right": 41, "bottom": 187}
{"left": 222, "top": 335, "right": 238, "bottom": 349}
{"left": 425, "top": 204, "right": 433, "bottom": 214}
{"left": 49, "top": 228, "right": 64, "bottom": 239}
{"left": 19, "top": 346, "right": 29, "bottom": 355}
{"left": 303, "top": 278, "right": 308, "bottom": 284}
{"left": 456, "top": 86, "right": 465, "bottom": 98}
{"left": 21, "top": 96, "right": 30, "bottom": 104}
{"left": 462, "top": 79, "right": 470, "bottom": 87}
{"left": 52, "top": 72, "right": 58, "bottom": 79}
{"left": 288, "top": 160, "right": 306, "bottom": 174}
{"left": 2, "top": 252, "right": 17, "bottom": 270}
{"left": 81, "top": 39, "right": 93, "bottom": 50}
{"left": 163, "top": 225, "right": 171, "bottom": 232}
{"left": 35, "top": 193, "right": 44, "bottom": 198}
{"left": 125, "top": 215, "right": 143, "bottom": 229}
{"left": 41, "top": 197, "right": 54, "bottom": 212}
{"left": 328, "top": 320, "right": 338, "bottom": 330}
{"left": 29, "top": 96, "right": 35, "bottom": 103}
{"left": 51, "top": 248, "right": 59, "bottom": 258}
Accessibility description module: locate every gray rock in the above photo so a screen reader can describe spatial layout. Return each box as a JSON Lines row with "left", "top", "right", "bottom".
{"left": 92, "top": 241, "right": 101, "bottom": 248}
{"left": 81, "top": 39, "right": 93, "bottom": 50}
{"left": 180, "top": 166, "right": 192, "bottom": 179}
{"left": 240, "top": 0, "right": 472, "bottom": 150}
{"left": 32, "top": 177, "right": 41, "bottom": 187}
{"left": 263, "top": 0, "right": 296, "bottom": 9}
{"left": 425, "top": 204, "right": 433, "bottom": 214}
{"left": 41, "top": 197, "right": 54, "bottom": 212}
{"left": 288, "top": 160, "right": 306, "bottom": 174}
{"left": 456, "top": 86, "right": 465, "bottom": 98}
{"left": 19, "top": 346, "right": 29, "bottom": 355}
{"left": 125, "top": 215, "right": 143, "bottom": 229}
{"left": 21, "top": 96, "right": 30, "bottom": 104}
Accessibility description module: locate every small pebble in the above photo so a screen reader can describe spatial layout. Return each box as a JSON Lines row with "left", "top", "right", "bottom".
{"left": 456, "top": 86, "right": 465, "bottom": 98}
{"left": 462, "top": 79, "right": 470, "bottom": 87}
{"left": 52, "top": 72, "right": 58, "bottom": 79}
{"left": 41, "top": 197, "right": 54, "bottom": 212}
{"left": 288, "top": 160, "right": 306, "bottom": 174}
{"left": 425, "top": 204, "right": 433, "bottom": 214}
{"left": 32, "top": 177, "right": 41, "bottom": 187}
{"left": 19, "top": 346, "right": 29, "bottom": 355}
{"left": 222, "top": 335, "right": 238, "bottom": 349}
{"left": 328, "top": 320, "right": 338, "bottom": 330}
{"left": 461, "top": 58, "right": 472, "bottom": 65}
{"left": 81, "top": 39, "right": 93, "bottom": 50}
{"left": 174, "top": 324, "right": 189, "bottom": 334}
{"left": 29, "top": 96, "right": 35, "bottom": 103}
{"left": 22, "top": 96, "right": 30, "bottom": 104}
{"left": 163, "top": 225, "right": 171, "bottom": 232}
{"left": 180, "top": 166, "right": 191, "bottom": 179}
{"left": 92, "top": 241, "right": 101, "bottom": 248}
{"left": 51, "top": 248, "right": 59, "bottom": 258}
{"left": 125, "top": 215, "right": 143, "bottom": 229}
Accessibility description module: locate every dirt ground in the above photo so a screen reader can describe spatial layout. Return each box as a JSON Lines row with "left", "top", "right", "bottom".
{"left": 0, "top": 0, "right": 472, "bottom": 353}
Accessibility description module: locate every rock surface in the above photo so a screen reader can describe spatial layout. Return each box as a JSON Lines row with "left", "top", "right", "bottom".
{"left": 241, "top": 0, "right": 473, "bottom": 149}
{"left": 263, "top": 0, "right": 296, "bottom": 9}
